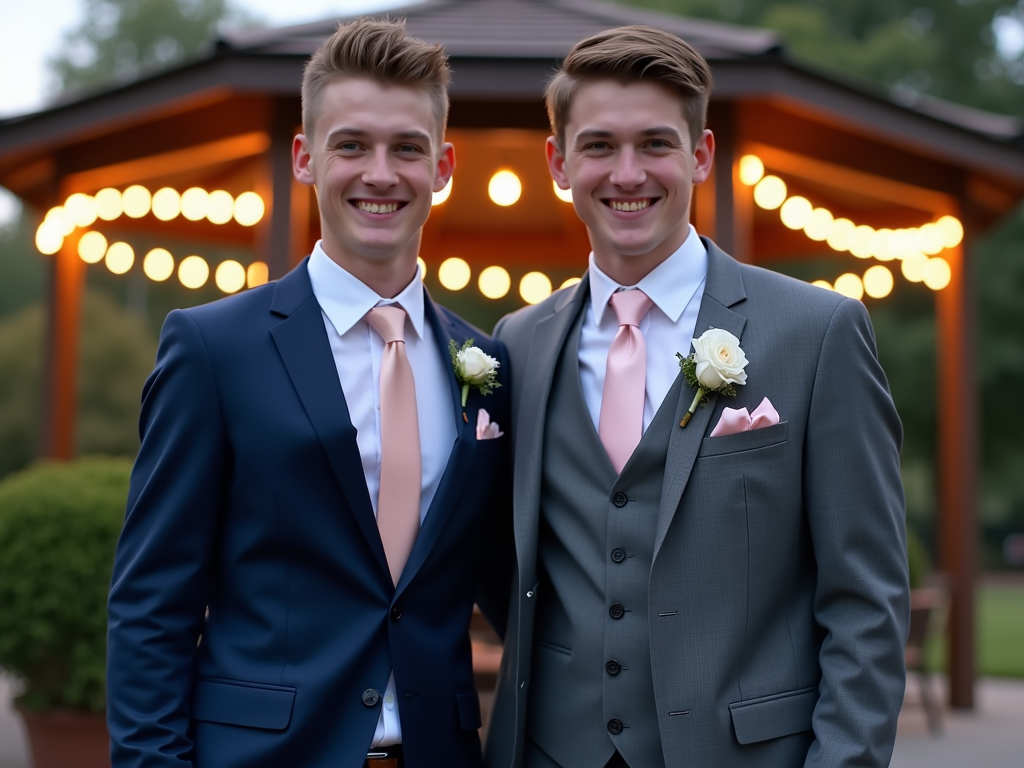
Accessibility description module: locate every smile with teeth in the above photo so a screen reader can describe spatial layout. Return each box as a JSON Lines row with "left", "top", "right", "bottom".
{"left": 607, "top": 199, "right": 653, "bottom": 212}
{"left": 354, "top": 200, "right": 401, "bottom": 214}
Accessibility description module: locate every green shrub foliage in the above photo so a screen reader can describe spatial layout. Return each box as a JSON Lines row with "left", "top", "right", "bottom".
{"left": 0, "top": 457, "right": 130, "bottom": 712}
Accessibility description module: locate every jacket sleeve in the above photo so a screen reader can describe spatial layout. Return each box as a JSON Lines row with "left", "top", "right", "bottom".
{"left": 802, "top": 298, "right": 910, "bottom": 768}
{"left": 107, "top": 309, "right": 227, "bottom": 768}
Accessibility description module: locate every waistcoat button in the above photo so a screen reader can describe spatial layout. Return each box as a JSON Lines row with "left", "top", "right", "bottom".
{"left": 611, "top": 547, "right": 626, "bottom": 563}
{"left": 607, "top": 718, "right": 623, "bottom": 734}
{"left": 609, "top": 603, "right": 625, "bottom": 619}
{"left": 391, "top": 603, "right": 402, "bottom": 621}
{"left": 612, "top": 492, "right": 628, "bottom": 508}
{"left": 606, "top": 659, "right": 621, "bottom": 676}
{"left": 361, "top": 688, "right": 381, "bottom": 707}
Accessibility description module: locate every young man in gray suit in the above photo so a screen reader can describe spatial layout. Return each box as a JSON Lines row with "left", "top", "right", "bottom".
{"left": 484, "top": 25, "right": 908, "bottom": 768}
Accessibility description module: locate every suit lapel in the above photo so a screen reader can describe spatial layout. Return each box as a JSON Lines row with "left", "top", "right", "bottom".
{"left": 395, "top": 292, "right": 475, "bottom": 594}
{"left": 513, "top": 277, "right": 590, "bottom": 563}
{"left": 654, "top": 241, "right": 748, "bottom": 561}
{"left": 268, "top": 260, "right": 390, "bottom": 581}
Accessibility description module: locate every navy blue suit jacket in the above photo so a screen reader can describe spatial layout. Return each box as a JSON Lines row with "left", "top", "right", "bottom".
{"left": 107, "top": 259, "right": 513, "bottom": 768}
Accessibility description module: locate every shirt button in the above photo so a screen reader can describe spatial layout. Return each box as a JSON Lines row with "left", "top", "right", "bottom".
{"left": 391, "top": 603, "right": 402, "bottom": 621}
{"left": 607, "top": 718, "right": 624, "bottom": 735}
{"left": 611, "top": 547, "right": 626, "bottom": 563}
{"left": 384, "top": 693, "right": 395, "bottom": 710}
{"left": 362, "top": 688, "right": 381, "bottom": 707}
{"left": 609, "top": 603, "right": 625, "bottom": 620}
{"left": 612, "top": 492, "right": 628, "bottom": 508}
{"left": 606, "top": 659, "right": 621, "bottom": 676}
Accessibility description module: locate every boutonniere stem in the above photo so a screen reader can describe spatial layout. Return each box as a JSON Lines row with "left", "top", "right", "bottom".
{"left": 677, "top": 329, "right": 748, "bottom": 428}
{"left": 450, "top": 339, "right": 501, "bottom": 421}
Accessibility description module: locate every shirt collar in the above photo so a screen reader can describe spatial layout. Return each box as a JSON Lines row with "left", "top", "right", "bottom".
{"left": 306, "top": 240, "right": 425, "bottom": 340}
{"left": 589, "top": 224, "right": 708, "bottom": 326}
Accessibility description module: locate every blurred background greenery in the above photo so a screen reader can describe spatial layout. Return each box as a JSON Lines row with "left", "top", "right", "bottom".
{"left": 0, "top": 0, "right": 1023, "bottom": 576}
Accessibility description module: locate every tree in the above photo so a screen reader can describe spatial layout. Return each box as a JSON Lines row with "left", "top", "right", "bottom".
{"left": 49, "top": 0, "right": 254, "bottom": 95}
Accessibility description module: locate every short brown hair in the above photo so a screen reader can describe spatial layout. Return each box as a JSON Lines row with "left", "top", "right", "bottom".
{"left": 545, "top": 25, "right": 713, "bottom": 150}
{"left": 301, "top": 17, "right": 450, "bottom": 139}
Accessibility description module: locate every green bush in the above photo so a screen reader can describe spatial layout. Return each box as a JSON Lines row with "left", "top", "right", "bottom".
{"left": 0, "top": 457, "right": 130, "bottom": 712}
{"left": 907, "top": 524, "right": 932, "bottom": 590}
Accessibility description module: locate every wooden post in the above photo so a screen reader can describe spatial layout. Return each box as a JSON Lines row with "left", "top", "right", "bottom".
{"left": 42, "top": 229, "right": 84, "bottom": 460}
{"left": 935, "top": 214, "right": 977, "bottom": 709}
{"left": 262, "top": 98, "right": 300, "bottom": 279}
{"left": 709, "top": 101, "right": 752, "bottom": 262}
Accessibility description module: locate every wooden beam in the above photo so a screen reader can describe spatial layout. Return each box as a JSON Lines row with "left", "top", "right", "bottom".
{"left": 42, "top": 230, "right": 84, "bottom": 460}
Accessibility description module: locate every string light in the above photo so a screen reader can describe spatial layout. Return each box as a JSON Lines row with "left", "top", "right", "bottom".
{"left": 779, "top": 196, "right": 813, "bottom": 230}
{"left": 923, "top": 256, "right": 952, "bottom": 290}
{"left": 738, "top": 155, "right": 765, "bottom": 186}
{"left": 833, "top": 273, "right": 864, "bottom": 301}
{"left": 207, "top": 190, "right": 235, "bottom": 225}
{"left": 95, "top": 188, "right": 123, "bottom": 221}
{"left": 553, "top": 180, "right": 573, "bottom": 203}
{"left": 215, "top": 259, "right": 246, "bottom": 293}
{"left": 152, "top": 188, "right": 181, "bottom": 221}
{"left": 560, "top": 276, "right": 582, "bottom": 290}
{"left": 143, "top": 248, "right": 175, "bottom": 281}
{"left": 438, "top": 257, "right": 471, "bottom": 290}
{"left": 181, "top": 187, "right": 209, "bottom": 221}
{"left": 122, "top": 185, "right": 152, "bottom": 219}
{"left": 479, "top": 266, "right": 511, "bottom": 298}
{"left": 863, "top": 265, "right": 894, "bottom": 299}
{"left": 179, "top": 255, "right": 210, "bottom": 289}
{"left": 64, "top": 193, "right": 98, "bottom": 227}
{"left": 519, "top": 271, "right": 552, "bottom": 304}
{"left": 233, "top": 191, "right": 265, "bottom": 226}
{"left": 417, "top": 257, "right": 428, "bottom": 280}
{"left": 247, "top": 261, "right": 269, "bottom": 288}
{"left": 105, "top": 242, "right": 135, "bottom": 275}
{"left": 432, "top": 178, "right": 453, "bottom": 206}
{"left": 488, "top": 171, "right": 522, "bottom": 207}
{"left": 77, "top": 231, "right": 108, "bottom": 264}
{"left": 753, "top": 175, "right": 787, "bottom": 210}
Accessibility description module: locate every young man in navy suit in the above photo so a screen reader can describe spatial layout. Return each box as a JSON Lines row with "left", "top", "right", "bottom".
{"left": 107, "top": 19, "right": 511, "bottom": 768}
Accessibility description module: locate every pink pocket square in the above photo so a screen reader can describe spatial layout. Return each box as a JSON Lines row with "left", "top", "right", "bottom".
{"left": 476, "top": 408, "right": 504, "bottom": 440}
{"left": 710, "top": 397, "right": 780, "bottom": 437}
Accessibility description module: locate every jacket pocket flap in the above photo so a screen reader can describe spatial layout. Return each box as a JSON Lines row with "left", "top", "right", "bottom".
{"left": 700, "top": 421, "right": 789, "bottom": 458}
{"left": 192, "top": 678, "right": 296, "bottom": 731}
{"left": 729, "top": 686, "right": 816, "bottom": 745}
{"left": 456, "top": 689, "right": 482, "bottom": 731}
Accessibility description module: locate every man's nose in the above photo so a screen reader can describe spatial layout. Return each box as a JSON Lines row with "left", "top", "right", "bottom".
{"left": 609, "top": 147, "right": 645, "bottom": 189}
{"left": 363, "top": 147, "right": 399, "bottom": 188}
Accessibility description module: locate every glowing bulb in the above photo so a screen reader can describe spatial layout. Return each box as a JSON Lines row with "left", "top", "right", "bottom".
{"left": 889, "top": 229, "right": 914, "bottom": 259}
{"left": 519, "top": 271, "right": 552, "bottom": 305}
{"left": 181, "top": 187, "right": 209, "bottom": 221}
{"left": 417, "top": 257, "right": 428, "bottom": 280}
{"left": 432, "top": 178, "right": 453, "bottom": 206}
{"left": 179, "top": 255, "right": 210, "bottom": 288}
{"left": 811, "top": 279, "right": 833, "bottom": 291}
{"left": 64, "top": 193, "right": 97, "bottom": 227}
{"left": 849, "top": 225, "right": 876, "bottom": 259}
{"left": 122, "top": 185, "right": 151, "bottom": 218}
{"left": 826, "top": 218, "right": 855, "bottom": 252}
{"left": 738, "top": 155, "right": 765, "bottom": 186}
{"left": 833, "top": 273, "right": 864, "bottom": 301}
{"left": 438, "top": 257, "right": 471, "bottom": 291}
{"left": 478, "top": 266, "right": 511, "bottom": 299}
{"left": 152, "top": 187, "right": 181, "bottom": 221}
{"left": 803, "top": 208, "right": 833, "bottom": 241}
{"left": 553, "top": 180, "right": 573, "bottom": 203}
{"left": 95, "top": 188, "right": 123, "bottom": 221}
{"left": 143, "top": 248, "right": 174, "bottom": 281}
{"left": 488, "top": 170, "right": 522, "bottom": 207}
{"left": 35, "top": 222, "right": 64, "bottom": 255}
{"left": 937, "top": 215, "right": 963, "bottom": 248}
{"left": 215, "top": 259, "right": 246, "bottom": 293}
{"left": 207, "top": 190, "right": 235, "bottom": 225}
{"left": 45, "top": 206, "right": 75, "bottom": 236}
{"left": 901, "top": 252, "right": 928, "bottom": 282}
{"left": 77, "top": 231, "right": 108, "bottom": 263}
{"left": 780, "top": 196, "right": 813, "bottom": 230}
{"left": 247, "top": 261, "right": 269, "bottom": 288}
{"left": 105, "top": 241, "right": 134, "bottom": 275}
{"left": 863, "top": 265, "right": 894, "bottom": 299}
{"left": 753, "top": 175, "right": 787, "bottom": 210}
{"left": 923, "top": 256, "right": 951, "bottom": 290}
{"left": 872, "top": 228, "right": 896, "bottom": 261}
{"left": 233, "top": 191, "right": 265, "bottom": 226}
{"left": 916, "top": 222, "right": 944, "bottom": 255}
{"left": 560, "top": 276, "right": 582, "bottom": 290}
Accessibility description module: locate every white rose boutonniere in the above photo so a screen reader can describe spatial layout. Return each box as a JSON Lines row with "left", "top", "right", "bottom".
{"left": 450, "top": 339, "right": 501, "bottom": 421}
{"left": 677, "top": 328, "right": 748, "bottom": 427}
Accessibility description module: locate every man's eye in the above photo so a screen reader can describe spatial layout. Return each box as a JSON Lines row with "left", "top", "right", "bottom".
{"left": 587, "top": 142, "right": 609, "bottom": 151}
{"left": 337, "top": 142, "right": 360, "bottom": 151}
{"left": 648, "top": 140, "right": 669, "bottom": 149}
{"left": 397, "top": 144, "right": 422, "bottom": 153}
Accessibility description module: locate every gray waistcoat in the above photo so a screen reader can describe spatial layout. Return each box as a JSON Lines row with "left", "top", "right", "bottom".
{"left": 526, "top": 308, "right": 681, "bottom": 768}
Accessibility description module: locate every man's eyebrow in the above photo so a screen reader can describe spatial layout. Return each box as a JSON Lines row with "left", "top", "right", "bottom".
{"left": 324, "top": 128, "right": 431, "bottom": 143}
{"left": 641, "top": 126, "right": 684, "bottom": 140}
{"left": 395, "top": 130, "right": 431, "bottom": 141}
{"left": 573, "top": 129, "right": 614, "bottom": 145}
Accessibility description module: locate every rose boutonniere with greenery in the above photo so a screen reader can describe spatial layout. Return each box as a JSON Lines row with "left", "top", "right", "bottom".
{"left": 677, "top": 328, "right": 748, "bottom": 427}
{"left": 450, "top": 339, "right": 500, "bottom": 421}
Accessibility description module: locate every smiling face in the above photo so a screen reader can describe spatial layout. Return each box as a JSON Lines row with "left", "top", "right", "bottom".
{"left": 547, "top": 79, "right": 714, "bottom": 285}
{"left": 293, "top": 77, "right": 454, "bottom": 295}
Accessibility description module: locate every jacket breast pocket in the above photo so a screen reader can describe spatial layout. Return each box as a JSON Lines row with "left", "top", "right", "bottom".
{"left": 699, "top": 421, "right": 788, "bottom": 459}
{"left": 729, "top": 685, "right": 817, "bottom": 745}
{"left": 192, "top": 677, "right": 296, "bottom": 731}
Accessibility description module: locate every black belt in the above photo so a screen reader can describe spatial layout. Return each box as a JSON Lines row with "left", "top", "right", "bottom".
{"left": 365, "top": 744, "right": 403, "bottom": 768}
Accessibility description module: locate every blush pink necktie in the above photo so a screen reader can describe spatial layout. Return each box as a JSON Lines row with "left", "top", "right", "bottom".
{"left": 598, "top": 289, "right": 654, "bottom": 474}
{"left": 366, "top": 306, "right": 421, "bottom": 586}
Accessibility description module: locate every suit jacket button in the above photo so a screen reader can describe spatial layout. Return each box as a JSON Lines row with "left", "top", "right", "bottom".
{"left": 611, "top": 548, "right": 626, "bottom": 563}
{"left": 609, "top": 603, "right": 625, "bottom": 620}
{"left": 391, "top": 603, "right": 402, "bottom": 621}
{"left": 362, "top": 688, "right": 381, "bottom": 707}
{"left": 607, "top": 718, "right": 623, "bottom": 735}
{"left": 612, "top": 492, "right": 628, "bottom": 508}
{"left": 606, "top": 659, "right": 621, "bottom": 676}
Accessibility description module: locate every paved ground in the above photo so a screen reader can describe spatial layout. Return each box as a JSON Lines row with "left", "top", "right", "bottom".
{"left": 2, "top": 674, "right": 1022, "bottom": 767}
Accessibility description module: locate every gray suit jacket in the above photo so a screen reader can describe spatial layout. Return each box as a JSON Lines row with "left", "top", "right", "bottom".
{"left": 485, "top": 239, "right": 909, "bottom": 768}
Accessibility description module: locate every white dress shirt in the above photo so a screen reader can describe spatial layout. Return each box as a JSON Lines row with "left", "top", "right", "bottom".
{"left": 579, "top": 225, "right": 708, "bottom": 434}
{"left": 306, "top": 242, "right": 456, "bottom": 747}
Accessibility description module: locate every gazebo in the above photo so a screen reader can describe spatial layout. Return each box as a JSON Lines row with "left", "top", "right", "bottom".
{"left": 1, "top": 0, "right": 1023, "bottom": 710}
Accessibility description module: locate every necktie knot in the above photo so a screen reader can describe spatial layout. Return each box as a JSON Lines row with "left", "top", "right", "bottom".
{"left": 609, "top": 289, "right": 653, "bottom": 328}
{"left": 367, "top": 305, "right": 407, "bottom": 344}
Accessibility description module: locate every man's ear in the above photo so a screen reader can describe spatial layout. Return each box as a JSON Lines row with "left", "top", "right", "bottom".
{"left": 546, "top": 136, "right": 571, "bottom": 191}
{"left": 293, "top": 134, "right": 315, "bottom": 186}
{"left": 434, "top": 141, "right": 455, "bottom": 192}
{"left": 692, "top": 129, "right": 715, "bottom": 185}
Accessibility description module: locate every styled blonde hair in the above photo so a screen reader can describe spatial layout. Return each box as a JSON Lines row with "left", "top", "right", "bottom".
{"left": 301, "top": 17, "right": 450, "bottom": 139}
{"left": 545, "top": 25, "right": 713, "bottom": 150}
